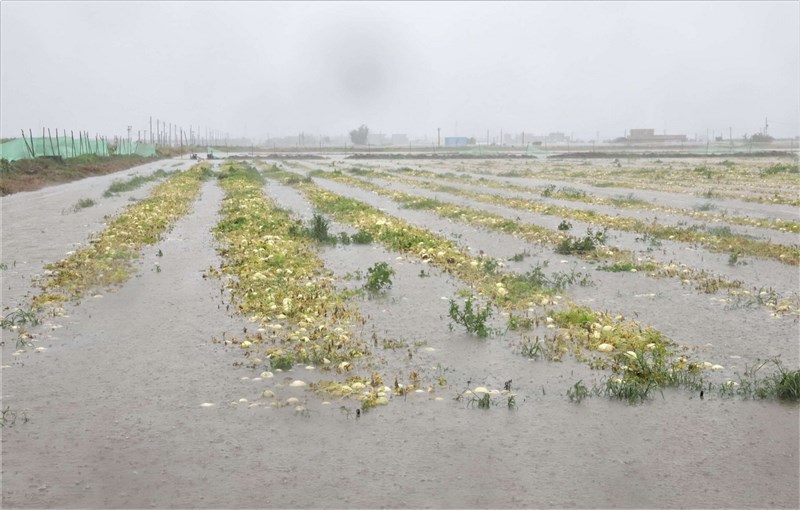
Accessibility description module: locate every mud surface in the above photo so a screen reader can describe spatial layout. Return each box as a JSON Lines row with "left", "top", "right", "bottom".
{"left": 2, "top": 160, "right": 798, "bottom": 508}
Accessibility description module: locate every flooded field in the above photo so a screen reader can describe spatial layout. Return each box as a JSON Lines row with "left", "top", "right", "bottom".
{"left": 2, "top": 156, "right": 798, "bottom": 508}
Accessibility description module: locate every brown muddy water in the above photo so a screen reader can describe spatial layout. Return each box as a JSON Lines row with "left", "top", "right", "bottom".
{"left": 1, "top": 160, "right": 798, "bottom": 508}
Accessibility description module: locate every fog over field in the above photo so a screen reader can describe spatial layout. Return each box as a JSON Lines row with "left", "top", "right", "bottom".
{"left": 1, "top": 1, "right": 798, "bottom": 140}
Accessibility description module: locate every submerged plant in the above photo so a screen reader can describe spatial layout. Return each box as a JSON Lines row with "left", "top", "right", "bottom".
{"left": 0, "top": 306, "right": 42, "bottom": 329}
{"left": 728, "top": 358, "right": 800, "bottom": 401}
{"left": 557, "top": 220, "right": 573, "bottom": 231}
{"left": 567, "top": 380, "right": 590, "bottom": 403}
{"left": 507, "top": 250, "right": 531, "bottom": 262}
{"left": 448, "top": 296, "right": 492, "bottom": 337}
{"left": 555, "top": 227, "right": 607, "bottom": 255}
{"left": 364, "top": 262, "right": 395, "bottom": 292}
{"left": 71, "top": 198, "right": 96, "bottom": 211}
{"left": 309, "top": 213, "right": 334, "bottom": 243}
{"left": 350, "top": 230, "right": 374, "bottom": 244}
{"left": 519, "top": 337, "right": 545, "bottom": 359}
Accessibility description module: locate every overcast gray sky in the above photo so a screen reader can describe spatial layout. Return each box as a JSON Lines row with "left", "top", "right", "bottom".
{"left": 2, "top": 1, "right": 798, "bottom": 142}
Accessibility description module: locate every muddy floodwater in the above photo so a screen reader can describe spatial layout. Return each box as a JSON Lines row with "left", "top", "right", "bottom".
{"left": 2, "top": 158, "right": 798, "bottom": 508}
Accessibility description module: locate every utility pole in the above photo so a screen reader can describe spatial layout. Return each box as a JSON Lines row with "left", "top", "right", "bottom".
{"left": 437, "top": 127, "right": 440, "bottom": 148}
{"left": 150, "top": 116, "right": 153, "bottom": 144}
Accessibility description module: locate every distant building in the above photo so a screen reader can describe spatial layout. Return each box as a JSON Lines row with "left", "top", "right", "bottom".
{"left": 391, "top": 134, "right": 409, "bottom": 146}
{"left": 546, "top": 132, "right": 568, "bottom": 143}
{"left": 628, "top": 128, "right": 687, "bottom": 143}
{"left": 367, "top": 133, "right": 387, "bottom": 146}
{"left": 444, "top": 137, "right": 469, "bottom": 147}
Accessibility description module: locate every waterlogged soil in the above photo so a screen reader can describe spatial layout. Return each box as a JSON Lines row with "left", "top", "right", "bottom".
{"left": 1, "top": 158, "right": 197, "bottom": 306}
{"left": 383, "top": 171, "right": 800, "bottom": 247}
{"left": 1, "top": 161, "right": 798, "bottom": 508}
{"left": 374, "top": 158, "right": 800, "bottom": 223}
{"left": 321, "top": 172, "right": 799, "bottom": 299}
{"left": 281, "top": 174, "right": 800, "bottom": 371}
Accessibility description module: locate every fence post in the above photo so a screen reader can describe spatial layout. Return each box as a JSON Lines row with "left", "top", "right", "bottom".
{"left": 21, "top": 129, "right": 34, "bottom": 158}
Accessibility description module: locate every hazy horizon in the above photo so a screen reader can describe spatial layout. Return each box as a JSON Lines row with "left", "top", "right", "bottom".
{"left": 2, "top": 1, "right": 798, "bottom": 142}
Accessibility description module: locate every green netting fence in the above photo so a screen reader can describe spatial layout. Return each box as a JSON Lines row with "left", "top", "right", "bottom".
{"left": 114, "top": 141, "right": 157, "bottom": 157}
{"left": 207, "top": 147, "right": 231, "bottom": 158}
{"left": 0, "top": 136, "right": 109, "bottom": 161}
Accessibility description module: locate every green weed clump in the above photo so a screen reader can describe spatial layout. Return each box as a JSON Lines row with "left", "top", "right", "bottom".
{"left": 350, "top": 230, "right": 374, "bottom": 244}
{"left": 609, "top": 193, "right": 648, "bottom": 207}
{"left": 597, "top": 261, "right": 656, "bottom": 272}
{"left": 557, "top": 220, "right": 572, "bottom": 231}
{"left": 71, "top": 198, "right": 96, "bottom": 211}
{"left": 449, "top": 296, "right": 492, "bottom": 337}
{"left": 724, "top": 358, "right": 800, "bottom": 401}
{"left": 567, "top": 380, "right": 590, "bottom": 403}
{"left": 502, "top": 263, "right": 591, "bottom": 297}
{"left": 762, "top": 162, "right": 799, "bottom": 175}
{"left": 287, "top": 212, "right": 371, "bottom": 246}
{"left": 706, "top": 225, "right": 736, "bottom": 238}
{"left": 774, "top": 368, "right": 800, "bottom": 400}
{"left": 0, "top": 307, "right": 42, "bottom": 329}
{"left": 555, "top": 228, "right": 606, "bottom": 255}
{"left": 401, "top": 197, "right": 441, "bottom": 210}
{"left": 519, "top": 337, "right": 545, "bottom": 359}
{"left": 364, "top": 262, "right": 395, "bottom": 292}
{"left": 309, "top": 213, "right": 334, "bottom": 242}
{"left": 270, "top": 353, "right": 295, "bottom": 371}
{"left": 551, "top": 306, "right": 595, "bottom": 329}
{"left": 507, "top": 250, "right": 531, "bottom": 262}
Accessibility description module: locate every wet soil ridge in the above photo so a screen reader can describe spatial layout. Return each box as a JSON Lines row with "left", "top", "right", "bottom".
{"left": 261, "top": 164, "right": 785, "bottom": 403}
{"left": 300, "top": 166, "right": 799, "bottom": 317}
{"left": 211, "top": 162, "right": 397, "bottom": 409}
{"left": 29, "top": 164, "right": 213, "bottom": 308}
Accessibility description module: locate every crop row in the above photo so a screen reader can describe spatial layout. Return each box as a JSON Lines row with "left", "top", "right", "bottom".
{"left": 212, "top": 162, "right": 412, "bottom": 409}
{"left": 329, "top": 166, "right": 799, "bottom": 266}
{"left": 260, "top": 164, "right": 746, "bottom": 402}
{"left": 463, "top": 160, "right": 800, "bottom": 206}
{"left": 33, "top": 163, "right": 213, "bottom": 307}
{"left": 370, "top": 165, "right": 800, "bottom": 235}
{"left": 290, "top": 166, "right": 798, "bottom": 317}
